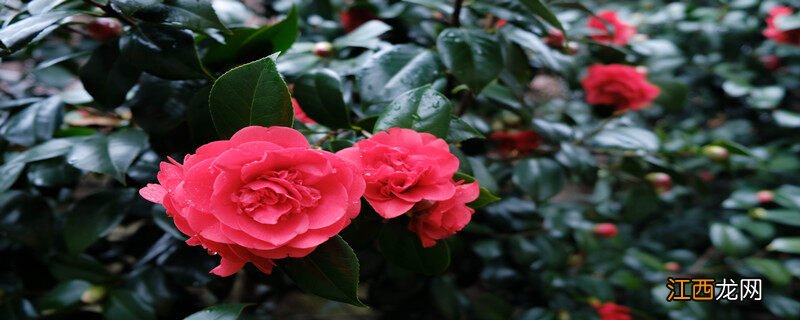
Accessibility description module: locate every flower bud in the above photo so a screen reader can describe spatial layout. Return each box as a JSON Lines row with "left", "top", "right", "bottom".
{"left": 312, "top": 41, "right": 334, "bottom": 57}
{"left": 87, "top": 18, "right": 123, "bottom": 42}
{"left": 756, "top": 190, "right": 774, "bottom": 203}
{"left": 701, "top": 145, "right": 729, "bottom": 161}
{"left": 80, "top": 286, "right": 106, "bottom": 304}
{"left": 593, "top": 223, "right": 618, "bottom": 238}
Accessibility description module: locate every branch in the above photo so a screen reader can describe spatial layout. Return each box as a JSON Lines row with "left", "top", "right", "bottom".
{"left": 451, "top": 0, "right": 464, "bottom": 27}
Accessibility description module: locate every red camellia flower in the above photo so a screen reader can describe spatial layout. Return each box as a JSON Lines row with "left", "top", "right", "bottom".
{"left": 337, "top": 128, "right": 460, "bottom": 219}
{"left": 340, "top": 7, "right": 378, "bottom": 32}
{"left": 593, "top": 223, "right": 618, "bottom": 238}
{"left": 292, "top": 98, "right": 316, "bottom": 124}
{"left": 139, "top": 126, "right": 365, "bottom": 276}
{"left": 489, "top": 130, "right": 541, "bottom": 158}
{"left": 594, "top": 302, "right": 632, "bottom": 320}
{"left": 408, "top": 182, "right": 479, "bottom": 247}
{"left": 764, "top": 6, "right": 800, "bottom": 46}
{"left": 495, "top": 19, "right": 508, "bottom": 29}
{"left": 582, "top": 64, "right": 660, "bottom": 112}
{"left": 86, "top": 18, "right": 123, "bottom": 42}
{"left": 586, "top": 10, "right": 637, "bottom": 46}
{"left": 544, "top": 29, "right": 566, "bottom": 48}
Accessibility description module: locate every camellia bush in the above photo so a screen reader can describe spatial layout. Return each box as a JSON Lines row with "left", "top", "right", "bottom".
{"left": 1, "top": 0, "right": 800, "bottom": 319}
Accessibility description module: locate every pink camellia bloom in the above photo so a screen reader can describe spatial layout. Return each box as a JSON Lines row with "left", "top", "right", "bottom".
{"left": 139, "top": 126, "right": 365, "bottom": 276}
{"left": 408, "top": 182, "right": 479, "bottom": 247}
{"left": 586, "top": 10, "right": 637, "bottom": 46}
{"left": 593, "top": 302, "right": 632, "bottom": 320}
{"left": 292, "top": 98, "right": 316, "bottom": 124}
{"left": 764, "top": 6, "right": 800, "bottom": 46}
{"left": 336, "top": 128, "right": 460, "bottom": 219}
{"left": 582, "top": 64, "right": 660, "bottom": 112}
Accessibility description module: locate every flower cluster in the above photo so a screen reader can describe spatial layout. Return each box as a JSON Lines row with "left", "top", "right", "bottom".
{"left": 140, "top": 126, "right": 479, "bottom": 275}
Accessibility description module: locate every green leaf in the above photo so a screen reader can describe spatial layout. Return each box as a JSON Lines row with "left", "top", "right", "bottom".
{"left": 378, "top": 218, "right": 450, "bottom": 276}
{"left": 0, "top": 11, "right": 77, "bottom": 55}
{"left": 79, "top": 39, "right": 142, "bottom": 109}
{"left": 587, "top": 127, "right": 659, "bottom": 152}
{"left": 356, "top": 45, "right": 443, "bottom": 105}
{"left": 120, "top": 23, "right": 211, "bottom": 80}
{"left": 747, "top": 86, "right": 784, "bottom": 109}
{"left": 512, "top": 158, "right": 566, "bottom": 201}
{"left": 209, "top": 56, "right": 293, "bottom": 138}
{"left": 768, "top": 237, "right": 800, "bottom": 254}
{"left": 26, "top": 158, "right": 80, "bottom": 187}
{"left": 774, "top": 110, "right": 800, "bottom": 128}
{"left": 652, "top": 79, "right": 688, "bottom": 111}
{"left": 203, "top": 7, "right": 298, "bottom": 67}
{"left": 374, "top": 86, "right": 452, "bottom": 138}
{"left": 66, "top": 129, "right": 149, "bottom": 182}
{"left": 473, "top": 293, "right": 513, "bottom": 320}
{"left": 63, "top": 189, "right": 134, "bottom": 254}
{"left": 27, "top": 0, "right": 69, "bottom": 15}
{"left": 37, "top": 280, "right": 91, "bottom": 311}
{"left": 774, "top": 185, "right": 800, "bottom": 210}
{"left": 764, "top": 294, "right": 800, "bottom": 319}
{"left": 759, "top": 210, "right": 800, "bottom": 227}
{"left": 184, "top": 303, "right": 251, "bottom": 320}
{"left": 281, "top": 236, "right": 364, "bottom": 307}
{"left": 710, "top": 223, "right": 753, "bottom": 256}
{"left": 112, "top": 0, "right": 229, "bottom": 33}
{"left": 745, "top": 258, "right": 792, "bottom": 286}
{"left": 333, "top": 20, "right": 391, "bottom": 49}
{"left": 447, "top": 117, "right": 484, "bottom": 142}
{"left": 0, "top": 161, "right": 25, "bottom": 192}
{"left": 0, "top": 96, "right": 63, "bottom": 146}
{"left": 518, "top": 0, "right": 564, "bottom": 32}
{"left": 104, "top": 289, "right": 156, "bottom": 320}
{"left": 453, "top": 172, "right": 500, "bottom": 208}
{"left": 49, "top": 254, "right": 113, "bottom": 283}
{"left": 293, "top": 69, "right": 351, "bottom": 129}
{"left": 436, "top": 28, "right": 503, "bottom": 93}
{"left": 532, "top": 119, "right": 573, "bottom": 142}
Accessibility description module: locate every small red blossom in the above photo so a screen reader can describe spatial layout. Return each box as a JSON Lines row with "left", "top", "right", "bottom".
{"left": 489, "top": 130, "right": 541, "bottom": 158}
{"left": 760, "top": 55, "right": 781, "bottom": 70}
{"left": 756, "top": 190, "right": 774, "bottom": 203}
{"left": 593, "top": 223, "right": 618, "bottom": 238}
{"left": 340, "top": 7, "right": 378, "bottom": 32}
{"left": 594, "top": 302, "right": 632, "bottom": 320}
{"left": 495, "top": 19, "right": 508, "bottom": 29}
{"left": 87, "top": 18, "right": 123, "bottom": 42}
{"left": 764, "top": 6, "right": 800, "bottom": 46}
{"left": 586, "top": 10, "right": 637, "bottom": 46}
{"left": 582, "top": 64, "right": 660, "bottom": 112}
{"left": 544, "top": 29, "right": 566, "bottom": 48}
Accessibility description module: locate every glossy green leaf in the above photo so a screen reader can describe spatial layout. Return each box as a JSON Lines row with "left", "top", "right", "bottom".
{"left": 356, "top": 45, "right": 443, "bottom": 105}
{"left": 121, "top": 24, "right": 211, "bottom": 80}
{"left": 710, "top": 223, "right": 753, "bottom": 256}
{"left": 209, "top": 56, "right": 293, "bottom": 138}
{"left": 759, "top": 210, "right": 800, "bottom": 227}
{"left": 775, "top": 185, "right": 800, "bottom": 210}
{"left": 0, "top": 96, "right": 63, "bottom": 146}
{"left": 113, "top": 0, "right": 229, "bottom": 33}
{"left": 745, "top": 258, "right": 792, "bottom": 286}
{"left": 63, "top": 189, "right": 134, "bottom": 254}
{"left": 587, "top": 127, "right": 659, "bottom": 152}
{"left": 79, "top": 39, "right": 142, "bottom": 109}
{"left": 447, "top": 117, "right": 484, "bottom": 142}
{"left": 184, "top": 303, "right": 251, "bottom": 320}
{"left": 104, "top": 289, "right": 156, "bottom": 320}
{"left": 378, "top": 219, "right": 450, "bottom": 276}
{"left": 764, "top": 294, "right": 800, "bottom": 319}
{"left": 436, "top": 28, "right": 503, "bottom": 93}
{"left": 518, "top": 0, "right": 564, "bottom": 32}
{"left": 374, "top": 86, "right": 452, "bottom": 138}
{"left": 66, "top": 129, "right": 149, "bottom": 182}
{"left": 282, "top": 236, "right": 364, "bottom": 307}
{"left": 768, "top": 237, "right": 800, "bottom": 254}
{"left": 293, "top": 69, "right": 351, "bottom": 129}
{"left": 0, "top": 11, "right": 77, "bottom": 55}
{"left": 512, "top": 158, "right": 566, "bottom": 201}
{"left": 333, "top": 20, "right": 391, "bottom": 49}
{"left": 203, "top": 7, "right": 298, "bottom": 67}
{"left": 37, "top": 280, "right": 91, "bottom": 311}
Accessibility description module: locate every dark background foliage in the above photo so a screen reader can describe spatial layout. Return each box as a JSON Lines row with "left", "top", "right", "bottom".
{"left": 1, "top": 0, "right": 799, "bottom": 319}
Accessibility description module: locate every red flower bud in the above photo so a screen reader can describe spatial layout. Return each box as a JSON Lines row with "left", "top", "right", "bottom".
{"left": 756, "top": 190, "right": 774, "bottom": 203}
{"left": 593, "top": 223, "right": 618, "bottom": 238}
{"left": 86, "top": 18, "right": 123, "bottom": 42}
{"left": 312, "top": 41, "right": 334, "bottom": 57}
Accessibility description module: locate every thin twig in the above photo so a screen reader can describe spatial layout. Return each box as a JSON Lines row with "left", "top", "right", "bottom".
{"left": 451, "top": 0, "right": 464, "bottom": 27}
